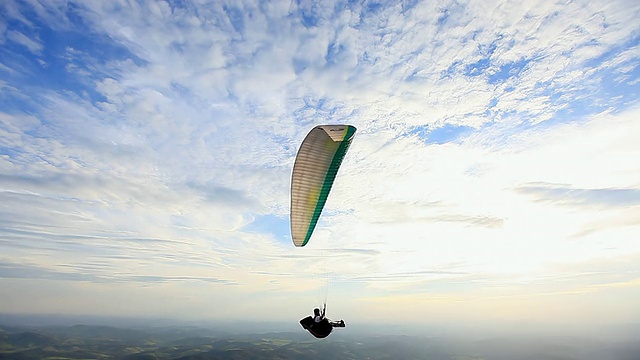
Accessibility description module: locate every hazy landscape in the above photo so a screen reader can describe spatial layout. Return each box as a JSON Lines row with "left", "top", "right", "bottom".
{"left": 1, "top": 314, "right": 639, "bottom": 360}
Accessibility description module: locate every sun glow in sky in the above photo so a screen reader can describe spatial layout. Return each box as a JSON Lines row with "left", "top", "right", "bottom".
{"left": 1, "top": 0, "right": 639, "bottom": 330}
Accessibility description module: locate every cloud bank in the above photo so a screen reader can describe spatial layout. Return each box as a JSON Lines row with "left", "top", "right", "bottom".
{"left": 0, "top": 0, "right": 638, "bottom": 327}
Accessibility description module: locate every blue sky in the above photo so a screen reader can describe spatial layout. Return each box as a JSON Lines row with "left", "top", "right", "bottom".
{"left": 1, "top": 0, "right": 639, "bottom": 331}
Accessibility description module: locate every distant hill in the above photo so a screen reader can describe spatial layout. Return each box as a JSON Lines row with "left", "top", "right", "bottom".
{"left": 3, "top": 331, "right": 56, "bottom": 347}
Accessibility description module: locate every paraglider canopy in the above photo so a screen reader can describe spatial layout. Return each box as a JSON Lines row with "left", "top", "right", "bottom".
{"left": 290, "top": 125, "right": 357, "bottom": 247}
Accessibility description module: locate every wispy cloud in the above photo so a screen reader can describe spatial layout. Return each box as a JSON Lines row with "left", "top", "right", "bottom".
{"left": 6, "top": 30, "right": 42, "bottom": 54}
{"left": 515, "top": 183, "right": 640, "bottom": 208}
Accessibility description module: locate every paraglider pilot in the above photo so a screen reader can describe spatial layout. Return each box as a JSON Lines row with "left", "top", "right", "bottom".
{"left": 300, "top": 304, "right": 345, "bottom": 338}
{"left": 314, "top": 305, "right": 345, "bottom": 327}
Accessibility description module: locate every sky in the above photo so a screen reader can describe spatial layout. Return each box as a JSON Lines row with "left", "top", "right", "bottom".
{"left": 0, "top": 0, "right": 639, "bottom": 333}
